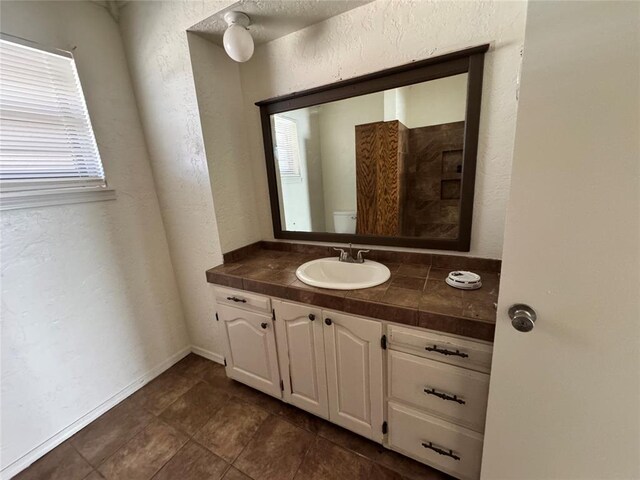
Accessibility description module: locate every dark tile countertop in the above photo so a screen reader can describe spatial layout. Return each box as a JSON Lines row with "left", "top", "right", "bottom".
{"left": 206, "top": 242, "right": 500, "bottom": 342}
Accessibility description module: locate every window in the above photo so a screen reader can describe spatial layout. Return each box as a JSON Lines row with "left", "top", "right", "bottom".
{"left": 273, "top": 116, "right": 301, "bottom": 177}
{"left": 0, "top": 34, "right": 113, "bottom": 210}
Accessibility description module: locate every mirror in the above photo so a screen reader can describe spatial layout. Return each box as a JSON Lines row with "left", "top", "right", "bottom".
{"left": 258, "top": 46, "right": 487, "bottom": 251}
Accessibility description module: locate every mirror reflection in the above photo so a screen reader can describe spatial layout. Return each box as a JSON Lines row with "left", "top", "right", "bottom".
{"left": 271, "top": 73, "right": 468, "bottom": 240}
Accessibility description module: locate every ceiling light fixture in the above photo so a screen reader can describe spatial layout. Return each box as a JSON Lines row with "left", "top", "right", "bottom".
{"left": 223, "top": 11, "right": 254, "bottom": 63}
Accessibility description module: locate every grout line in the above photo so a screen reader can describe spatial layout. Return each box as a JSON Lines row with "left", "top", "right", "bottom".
{"left": 68, "top": 441, "right": 93, "bottom": 470}
{"left": 149, "top": 438, "right": 190, "bottom": 480}
{"left": 290, "top": 434, "right": 317, "bottom": 480}
{"left": 219, "top": 463, "right": 233, "bottom": 480}
{"left": 92, "top": 412, "right": 166, "bottom": 475}
{"left": 230, "top": 411, "right": 273, "bottom": 466}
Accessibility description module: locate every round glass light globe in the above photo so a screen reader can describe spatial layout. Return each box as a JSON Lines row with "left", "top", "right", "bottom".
{"left": 223, "top": 24, "right": 254, "bottom": 62}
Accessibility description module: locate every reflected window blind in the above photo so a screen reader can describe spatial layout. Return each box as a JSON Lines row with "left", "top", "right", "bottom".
{"left": 273, "top": 116, "right": 301, "bottom": 177}
{"left": 0, "top": 36, "right": 106, "bottom": 191}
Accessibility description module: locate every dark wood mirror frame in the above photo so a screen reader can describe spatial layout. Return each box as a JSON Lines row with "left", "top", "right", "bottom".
{"left": 256, "top": 44, "right": 488, "bottom": 251}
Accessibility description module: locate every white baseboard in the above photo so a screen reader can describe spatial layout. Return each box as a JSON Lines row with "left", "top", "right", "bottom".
{"left": 190, "top": 345, "right": 224, "bottom": 365}
{"left": 1, "top": 346, "right": 192, "bottom": 480}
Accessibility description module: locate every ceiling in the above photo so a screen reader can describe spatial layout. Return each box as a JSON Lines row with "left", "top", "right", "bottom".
{"left": 189, "top": 0, "right": 373, "bottom": 47}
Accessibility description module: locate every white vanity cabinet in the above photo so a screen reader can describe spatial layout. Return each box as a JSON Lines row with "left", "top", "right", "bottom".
{"left": 216, "top": 292, "right": 282, "bottom": 398}
{"left": 214, "top": 286, "right": 492, "bottom": 479}
{"left": 272, "top": 300, "right": 329, "bottom": 419}
{"left": 386, "top": 324, "right": 491, "bottom": 480}
{"left": 322, "top": 310, "right": 384, "bottom": 442}
{"left": 271, "top": 301, "right": 384, "bottom": 442}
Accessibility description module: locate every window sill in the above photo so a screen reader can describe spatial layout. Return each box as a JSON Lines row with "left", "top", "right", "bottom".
{"left": 0, "top": 186, "right": 116, "bottom": 211}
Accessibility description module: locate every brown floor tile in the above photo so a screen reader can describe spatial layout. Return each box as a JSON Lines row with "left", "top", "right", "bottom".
{"left": 152, "top": 440, "right": 228, "bottom": 480}
{"left": 160, "top": 381, "right": 231, "bottom": 435}
{"left": 97, "top": 418, "right": 188, "bottom": 480}
{"left": 234, "top": 415, "right": 314, "bottom": 480}
{"left": 377, "top": 449, "right": 453, "bottom": 480}
{"left": 294, "top": 436, "right": 369, "bottom": 480}
{"left": 316, "top": 420, "right": 385, "bottom": 461}
{"left": 129, "top": 370, "right": 199, "bottom": 415}
{"left": 275, "top": 402, "right": 323, "bottom": 433}
{"left": 169, "top": 354, "right": 215, "bottom": 381}
{"left": 19, "top": 347, "right": 463, "bottom": 480}
{"left": 194, "top": 401, "right": 270, "bottom": 462}
{"left": 83, "top": 471, "right": 105, "bottom": 480}
{"left": 201, "top": 364, "right": 284, "bottom": 413}
{"left": 367, "top": 462, "right": 406, "bottom": 480}
{"left": 222, "top": 467, "right": 252, "bottom": 480}
{"left": 71, "top": 397, "right": 154, "bottom": 466}
{"left": 14, "top": 441, "right": 93, "bottom": 480}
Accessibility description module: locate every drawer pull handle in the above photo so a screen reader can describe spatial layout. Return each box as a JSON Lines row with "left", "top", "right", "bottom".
{"left": 226, "top": 296, "right": 247, "bottom": 303}
{"left": 425, "top": 344, "right": 468, "bottom": 358}
{"left": 421, "top": 442, "right": 461, "bottom": 461}
{"left": 424, "top": 387, "right": 466, "bottom": 405}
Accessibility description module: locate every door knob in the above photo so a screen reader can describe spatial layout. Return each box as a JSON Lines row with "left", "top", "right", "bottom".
{"left": 260, "top": 322, "right": 268, "bottom": 329}
{"left": 509, "top": 304, "right": 537, "bottom": 332}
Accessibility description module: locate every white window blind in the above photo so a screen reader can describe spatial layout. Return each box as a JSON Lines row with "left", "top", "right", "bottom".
{"left": 0, "top": 35, "right": 112, "bottom": 209}
{"left": 273, "top": 116, "right": 301, "bottom": 177}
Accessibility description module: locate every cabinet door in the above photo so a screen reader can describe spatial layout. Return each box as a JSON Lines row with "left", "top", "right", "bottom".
{"left": 217, "top": 304, "right": 281, "bottom": 398}
{"left": 323, "top": 310, "right": 384, "bottom": 442}
{"left": 273, "top": 300, "right": 329, "bottom": 419}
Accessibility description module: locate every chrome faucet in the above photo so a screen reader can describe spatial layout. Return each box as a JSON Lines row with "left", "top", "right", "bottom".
{"left": 333, "top": 243, "right": 370, "bottom": 264}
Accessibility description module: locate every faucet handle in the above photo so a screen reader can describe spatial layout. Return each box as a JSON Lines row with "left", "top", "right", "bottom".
{"left": 356, "top": 249, "right": 370, "bottom": 262}
{"left": 333, "top": 247, "right": 347, "bottom": 261}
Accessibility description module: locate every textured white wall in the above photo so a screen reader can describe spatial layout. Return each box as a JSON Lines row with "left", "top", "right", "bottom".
{"left": 240, "top": 0, "right": 527, "bottom": 259}
{"left": 118, "top": 1, "right": 238, "bottom": 361}
{"left": 0, "top": 1, "right": 189, "bottom": 475}
{"left": 188, "top": 33, "right": 263, "bottom": 252}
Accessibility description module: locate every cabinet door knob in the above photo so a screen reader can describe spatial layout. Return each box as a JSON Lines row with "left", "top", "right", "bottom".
{"left": 324, "top": 318, "right": 332, "bottom": 326}
{"left": 260, "top": 322, "right": 268, "bottom": 329}
{"left": 308, "top": 314, "right": 315, "bottom": 321}
{"left": 509, "top": 304, "right": 537, "bottom": 332}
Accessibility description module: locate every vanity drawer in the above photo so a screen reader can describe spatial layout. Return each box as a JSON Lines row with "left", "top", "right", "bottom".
{"left": 388, "top": 401, "right": 483, "bottom": 480}
{"left": 387, "top": 324, "right": 492, "bottom": 373}
{"left": 388, "top": 350, "right": 489, "bottom": 432}
{"left": 214, "top": 286, "right": 271, "bottom": 315}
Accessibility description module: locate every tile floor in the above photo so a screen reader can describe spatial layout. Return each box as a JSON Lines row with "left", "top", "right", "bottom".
{"left": 14, "top": 354, "right": 452, "bottom": 480}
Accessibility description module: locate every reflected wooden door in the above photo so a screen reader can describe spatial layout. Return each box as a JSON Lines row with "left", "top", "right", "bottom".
{"left": 355, "top": 120, "right": 407, "bottom": 236}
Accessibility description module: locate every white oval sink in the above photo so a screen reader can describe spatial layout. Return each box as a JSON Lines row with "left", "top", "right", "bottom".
{"left": 296, "top": 257, "right": 391, "bottom": 290}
